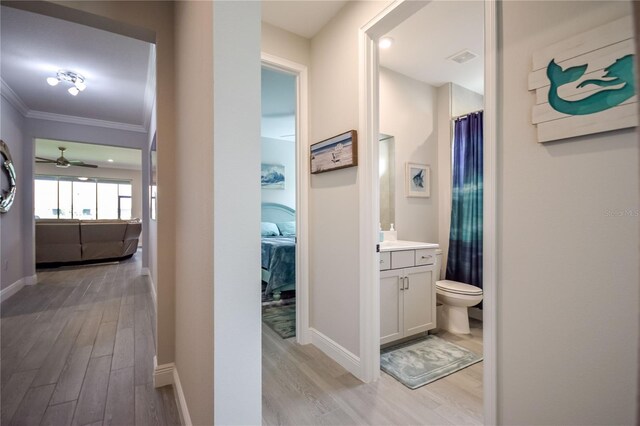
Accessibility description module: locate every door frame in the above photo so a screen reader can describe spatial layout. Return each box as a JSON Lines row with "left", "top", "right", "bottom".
{"left": 261, "top": 53, "right": 310, "bottom": 344}
{"left": 357, "top": 1, "right": 498, "bottom": 424}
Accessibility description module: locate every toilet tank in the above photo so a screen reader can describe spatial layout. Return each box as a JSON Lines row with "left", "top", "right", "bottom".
{"left": 435, "top": 249, "right": 443, "bottom": 281}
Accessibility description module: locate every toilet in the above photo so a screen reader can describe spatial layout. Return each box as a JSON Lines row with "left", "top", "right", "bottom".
{"left": 434, "top": 249, "right": 483, "bottom": 334}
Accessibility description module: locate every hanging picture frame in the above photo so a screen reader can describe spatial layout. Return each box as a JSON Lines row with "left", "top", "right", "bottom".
{"left": 310, "top": 130, "right": 358, "bottom": 174}
{"left": 406, "top": 163, "right": 430, "bottom": 198}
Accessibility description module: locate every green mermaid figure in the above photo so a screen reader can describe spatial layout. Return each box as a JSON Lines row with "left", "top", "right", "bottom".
{"left": 546, "top": 54, "right": 635, "bottom": 115}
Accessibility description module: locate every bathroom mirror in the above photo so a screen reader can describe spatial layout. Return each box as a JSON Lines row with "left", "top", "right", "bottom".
{"left": 379, "top": 134, "right": 395, "bottom": 230}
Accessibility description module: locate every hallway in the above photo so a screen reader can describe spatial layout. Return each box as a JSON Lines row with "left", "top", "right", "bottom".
{"left": 0, "top": 254, "right": 179, "bottom": 426}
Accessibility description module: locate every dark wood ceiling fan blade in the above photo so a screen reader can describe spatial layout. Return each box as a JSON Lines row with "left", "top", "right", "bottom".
{"left": 74, "top": 163, "right": 98, "bottom": 168}
{"left": 35, "top": 157, "right": 55, "bottom": 162}
{"left": 36, "top": 159, "right": 56, "bottom": 163}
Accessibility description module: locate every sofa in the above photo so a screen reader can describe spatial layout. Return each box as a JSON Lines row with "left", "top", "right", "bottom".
{"left": 36, "top": 219, "right": 142, "bottom": 265}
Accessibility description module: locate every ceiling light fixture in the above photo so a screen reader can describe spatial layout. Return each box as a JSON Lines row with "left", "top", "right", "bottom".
{"left": 46, "top": 70, "right": 87, "bottom": 96}
{"left": 107, "top": 159, "right": 114, "bottom": 162}
{"left": 78, "top": 177, "right": 88, "bottom": 181}
{"left": 379, "top": 37, "right": 394, "bottom": 49}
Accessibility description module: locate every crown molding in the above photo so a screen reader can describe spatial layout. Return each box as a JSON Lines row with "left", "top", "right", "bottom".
{"left": 2, "top": 78, "right": 147, "bottom": 134}
{"left": 26, "top": 110, "right": 147, "bottom": 133}
{"left": 1, "top": 78, "right": 30, "bottom": 116}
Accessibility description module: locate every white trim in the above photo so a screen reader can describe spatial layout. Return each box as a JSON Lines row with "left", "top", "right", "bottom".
{"left": 25, "top": 110, "right": 147, "bottom": 133}
{"left": 359, "top": 1, "right": 498, "bottom": 423}
{"left": 24, "top": 274, "right": 38, "bottom": 286}
{"left": 0, "top": 278, "right": 25, "bottom": 302}
{"left": 483, "top": 1, "right": 499, "bottom": 424}
{"left": 309, "top": 328, "right": 361, "bottom": 376}
{"left": 153, "top": 355, "right": 175, "bottom": 387}
{"left": 152, "top": 356, "right": 192, "bottom": 426}
{"left": 141, "top": 267, "right": 150, "bottom": 276}
{"left": 1, "top": 78, "right": 29, "bottom": 115}
{"left": 172, "top": 364, "right": 193, "bottom": 426}
{"left": 358, "top": 0, "right": 430, "bottom": 384}
{"left": 261, "top": 53, "right": 311, "bottom": 345}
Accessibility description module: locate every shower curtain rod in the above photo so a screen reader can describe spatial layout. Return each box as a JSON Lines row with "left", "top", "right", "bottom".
{"left": 452, "top": 109, "right": 484, "bottom": 121}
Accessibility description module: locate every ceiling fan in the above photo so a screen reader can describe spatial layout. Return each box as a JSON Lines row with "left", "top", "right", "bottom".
{"left": 36, "top": 147, "right": 98, "bottom": 169}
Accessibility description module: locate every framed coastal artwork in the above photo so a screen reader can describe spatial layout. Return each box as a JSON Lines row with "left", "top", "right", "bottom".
{"left": 310, "top": 130, "right": 358, "bottom": 174}
{"left": 406, "top": 163, "right": 430, "bottom": 198}
{"left": 261, "top": 164, "right": 285, "bottom": 189}
{"left": 528, "top": 16, "right": 637, "bottom": 143}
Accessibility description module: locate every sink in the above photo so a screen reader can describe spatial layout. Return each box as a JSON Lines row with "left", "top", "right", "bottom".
{"left": 379, "top": 240, "right": 439, "bottom": 252}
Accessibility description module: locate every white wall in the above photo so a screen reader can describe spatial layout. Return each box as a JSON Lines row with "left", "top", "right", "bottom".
{"left": 262, "top": 21, "right": 310, "bottom": 67}
{"left": 34, "top": 163, "right": 143, "bottom": 220}
{"left": 0, "top": 96, "right": 28, "bottom": 291}
{"left": 379, "top": 66, "right": 438, "bottom": 243}
{"left": 174, "top": 2, "right": 214, "bottom": 423}
{"left": 498, "top": 1, "right": 638, "bottom": 424}
{"left": 212, "top": 2, "right": 262, "bottom": 424}
{"left": 309, "top": 0, "right": 391, "bottom": 358}
{"left": 261, "top": 137, "right": 295, "bottom": 209}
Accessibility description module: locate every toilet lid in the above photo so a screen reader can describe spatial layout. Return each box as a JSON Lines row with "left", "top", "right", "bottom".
{"left": 436, "top": 280, "right": 483, "bottom": 296}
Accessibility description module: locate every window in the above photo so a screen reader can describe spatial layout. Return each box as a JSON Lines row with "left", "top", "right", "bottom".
{"left": 34, "top": 176, "right": 133, "bottom": 220}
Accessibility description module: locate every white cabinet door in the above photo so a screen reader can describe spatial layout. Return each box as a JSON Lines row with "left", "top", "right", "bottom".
{"left": 403, "top": 266, "right": 435, "bottom": 337}
{"left": 380, "top": 269, "right": 403, "bottom": 344}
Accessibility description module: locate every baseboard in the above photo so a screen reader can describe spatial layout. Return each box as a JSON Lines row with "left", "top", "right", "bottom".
{"left": 172, "top": 364, "right": 193, "bottom": 426}
{"left": 309, "top": 328, "right": 361, "bottom": 378}
{"left": 152, "top": 356, "right": 192, "bottom": 425}
{"left": 153, "top": 356, "right": 174, "bottom": 387}
{"left": 469, "top": 307, "right": 483, "bottom": 322}
{"left": 0, "top": 277, "right": 24, "bottom": 302}
{"left": 141, "top": 267, "right": 150, "bottom": 276}
{"left": 146, "top": 273, "right": 157, "bottom": 307}
{"left": 24, "top": 274, "right": 38, "bottom": 286}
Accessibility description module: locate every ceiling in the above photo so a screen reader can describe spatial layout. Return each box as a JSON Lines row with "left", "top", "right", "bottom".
{"left": 262, "top": 1, "right": 483, "bottom": 95}
{"left": 262, "top": 1, "right": 348, "bottom": 39}
{"left": 0, "top": 6, "right": 154, "bottom": 128}
{"left": 35, "top": 139, "right": 141, "bottom": 170}
{"left": 380, "top": 1, "right": 484, "bottom": 94}
{"left": 261, "top": 66, "right": 296, "bottom": 141}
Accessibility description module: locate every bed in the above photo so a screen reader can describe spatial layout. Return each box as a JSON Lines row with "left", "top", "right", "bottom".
{"left": 261, "top": 203, "right": 296, "bottom": 298}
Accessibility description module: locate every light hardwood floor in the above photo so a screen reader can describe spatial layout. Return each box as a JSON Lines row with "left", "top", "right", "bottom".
{"left": 0, "top": 253, "right": 180, "bottom": 426}
{"left": 263, "top": 319, "right": 483, "bottom": 426}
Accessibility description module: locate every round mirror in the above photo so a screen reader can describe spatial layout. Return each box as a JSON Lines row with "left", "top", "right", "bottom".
{"left": 0, "top": 139, "right": 17, "bottom": 213}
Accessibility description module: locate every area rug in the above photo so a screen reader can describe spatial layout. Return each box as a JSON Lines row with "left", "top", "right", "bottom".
{"left": 262, "top": 303, "right": 296, "bottom": 339}
{"left": 380, "top": 335, "right": 482, "bottom": 389}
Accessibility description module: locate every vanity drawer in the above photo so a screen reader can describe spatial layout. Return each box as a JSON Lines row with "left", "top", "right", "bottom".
{"left": 391, "top": 250, "right": 415, "bottom": 269}
{"left": 379, "top": 252, "right": 390, "bottom": 271}
{"left": 415, "top": 249, "right": 436, "bottom": 266}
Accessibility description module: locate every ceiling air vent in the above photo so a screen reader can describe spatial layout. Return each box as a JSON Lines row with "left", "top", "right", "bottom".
{"left": 448, "top": 49, "right": 478, "bottom": 64}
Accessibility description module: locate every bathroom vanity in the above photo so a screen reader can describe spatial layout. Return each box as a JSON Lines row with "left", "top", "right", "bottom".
{"left": 379, "top": 240, "right": 439, "bottom": 345}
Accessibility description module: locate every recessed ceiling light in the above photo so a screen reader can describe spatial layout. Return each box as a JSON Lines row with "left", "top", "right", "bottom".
{"left": 379, "top": 37, "right": 394, "bottom": 49}
{"left": 78, "top": 177, "right": 88, "bottom": 181}
{"left": 107, "top": 159, "right": 114, "bottom": 162}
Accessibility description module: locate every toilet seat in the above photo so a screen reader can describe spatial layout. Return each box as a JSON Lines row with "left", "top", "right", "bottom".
{"left": 436, "top": 280, "right": 482, "bottom": 296}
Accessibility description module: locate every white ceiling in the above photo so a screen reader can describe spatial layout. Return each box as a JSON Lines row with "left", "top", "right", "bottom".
{"left": 380, "top": 1, "right": 484, "bottom": 94}
{"left": 262, "top": 1, "right": 348, "bottom": 39}
{"left": 0, "top": 6, "right": 154, "bottom": 127}
{"left": 35, "top": 139, "right": 141, "bottom": 170}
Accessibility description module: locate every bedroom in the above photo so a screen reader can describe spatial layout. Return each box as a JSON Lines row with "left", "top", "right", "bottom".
{"left": 260, "top": 66, "right": 298, "bottom": 338}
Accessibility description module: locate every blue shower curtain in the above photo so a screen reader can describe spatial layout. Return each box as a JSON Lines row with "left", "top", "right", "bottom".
{"left": 446, "top": 111, "right": 483, "bottom": 293}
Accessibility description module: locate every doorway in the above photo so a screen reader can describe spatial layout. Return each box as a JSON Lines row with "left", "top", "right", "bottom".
{"left": 359, "top": 1, "right": 498, "bottom": 423}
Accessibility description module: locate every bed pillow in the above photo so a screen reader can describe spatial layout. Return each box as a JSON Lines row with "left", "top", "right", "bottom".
{"left": 261, "top": 222, "right": 280, "bottom": 237}
{"left": 276, "top": 221, "right": 296, "bottom": 237}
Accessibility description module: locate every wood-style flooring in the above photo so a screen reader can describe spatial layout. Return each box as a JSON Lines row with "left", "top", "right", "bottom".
{"left": 0, "top": 254, "right": 180, "bottom": 426}
{"left": 263, "top": 319, "right": 483, "bottom": 425}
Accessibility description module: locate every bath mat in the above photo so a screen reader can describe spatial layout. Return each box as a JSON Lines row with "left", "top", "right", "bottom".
{"left": 381, "top": 335, "right": 482, "bottom": 389}
{"left": 262, "top": 303, "right": 296, "bottom": 339}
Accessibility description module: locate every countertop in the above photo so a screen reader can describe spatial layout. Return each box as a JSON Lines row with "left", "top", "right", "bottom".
{"left": 379, "top": 240, "right": 439, "bottom": 252}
